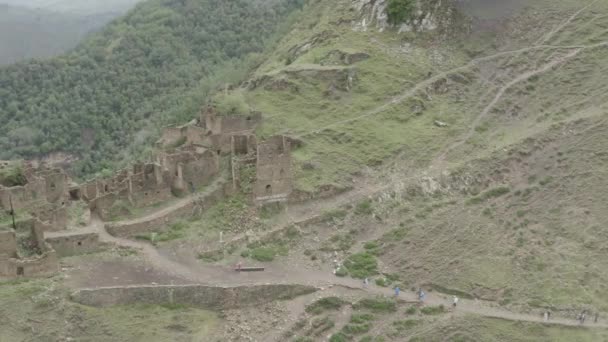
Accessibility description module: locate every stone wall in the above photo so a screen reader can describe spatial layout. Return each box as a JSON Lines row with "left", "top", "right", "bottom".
{"left": 45, "top": 232, "right": 102, "bottom": 257}
{"left": 71, "top": 283, "right": 317, "bottom": 310}
{"left": 254, "top": 136, "right": 293, "bottom": 204}
{"left": 105, "top": 181, "right": 229, "bottom": 238}
{"left": 0, "top": 230, "right": 17, "bottom": 258}
{"left": 0, "top": 250, "right": 59, "bottom": 279}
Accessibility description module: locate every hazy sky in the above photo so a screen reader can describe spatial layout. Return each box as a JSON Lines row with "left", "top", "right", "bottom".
{"left": 0, "top": 0, "right": 142, "bottom": 14}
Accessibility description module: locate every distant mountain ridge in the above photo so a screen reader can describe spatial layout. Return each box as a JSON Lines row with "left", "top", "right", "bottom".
{"left": 0, "top": 0, "right": 142, "bottom": 65}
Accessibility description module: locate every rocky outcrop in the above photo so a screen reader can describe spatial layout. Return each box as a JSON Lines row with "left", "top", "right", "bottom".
{"left": 352, "top": 0, "right": 466, "bottom": 34}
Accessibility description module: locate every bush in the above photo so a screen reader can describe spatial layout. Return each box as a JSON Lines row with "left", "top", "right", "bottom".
{"left": 355, "top": 199, "right": 373, "bottom": 216}
{"left": 386, "top": 0, "right": 415, "bottom": 25}
{"left": 329, "top": 332, "right": 348, "bottom": 342}
{"left": 215, "top": 92, "right": 249, "bottom": 116}
{"left": 335, "top": 267, "right": 348, "bottom": 277}
{"left": 420, "top": 305, "right": 445, "bottom": 315}
{"left": 405, "top": 306, "right": 417, "bottom": 315}
{"left": 344, "top": 252, "right": 378, "bottom": 279}
{"left": 350, "top": 313, "right": 374, "bottom": 324}
{"left": 467, "top": 186, "right": 510, "bottom": 205}
{"left": 305, "top": 297, "right": 347, "bottom": 314}
{"left": 393, "top": 319, "right": 418, "bottom": 331}
{"left": 375, "top": 278, "right": 387, "bottom": 287}
{"left": 250, "top": 247, "right": 279, "bottom": 262}
{"left": 0, "top": 163, "right": 26, "bottom": 187}
{"left": 342, "top": 323, "right": 371, "bottom": 335}
{"left": 354, "top": 297, "right": 397, "bottom": 313}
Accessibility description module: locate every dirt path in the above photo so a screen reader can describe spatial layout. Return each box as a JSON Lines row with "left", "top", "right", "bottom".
{"left": 110, "top": 176, "right": 226, "bottom": 226}
{"left": 89, "top": 213, "right": 608, "bottom": 330}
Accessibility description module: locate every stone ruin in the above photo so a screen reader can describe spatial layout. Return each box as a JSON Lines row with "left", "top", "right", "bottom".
{"left": 0, "top": 105, "right": 296, "bottom": 280}
{"left": 0, "top": 162, "right": 67, "bottom": 279}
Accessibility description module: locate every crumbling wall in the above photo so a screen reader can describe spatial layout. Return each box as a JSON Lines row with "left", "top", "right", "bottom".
{"left": 45, "top": 232, "right": 101, "bottom": 257}
{"left": 105, "top": 182, "right": 229, "bottom": 238}
{"left": 71, "top": 283, "right": 317, "bottom": 310}
{"left": 44, "top": 171, "right": 67, "bottom": 204}
{"left": 0, "top": 251, "right": 59, "bottom": 279}
{"left": 254, "top": 136, "right": 293, "bottom": 204}
{"left": 0, "top": 230, "right": 17, "bottom": 258}
{"left": 32, "top": 203, "right": 68, "bottom": 232}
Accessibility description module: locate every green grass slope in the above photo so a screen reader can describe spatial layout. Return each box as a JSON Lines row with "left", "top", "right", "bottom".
{"left": 236, "top": 0, "right": 608, "bottom": 316}
{"left": 0, "top": 278, "right": 219, "bottom": 341}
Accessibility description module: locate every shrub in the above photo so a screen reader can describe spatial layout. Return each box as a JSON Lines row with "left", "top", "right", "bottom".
{"left": 329, "top": 333, "right": 348, "bottom": 342}
{"left": 393, "top": 319, "right": 418, "bottom": 331}
{"left": 335, "top": 267, "right": 348, "bottom": 277}
{"left": 310, "top": 316, "right": 335, "bottom": 336}
{"left": 467, "top": 186, "right": 510, "bottom": 205}
{"left": 363, "top": 241, "right": 382, "bottom": 255}
{"left": 350, "top": 313, "right": 374, "bottom": 324}
{"left": 375, "top": 278, "right": 387, "bottom": 287}
{"left": 342, "top": 323, "right": 371, "bottom": 335}
{"left": 354, "top": 297, "right": 397, "bottom": 313}
{"left": 250, "top": 246, "right": 281, "bottom": 262}
{"left": 215, "top": 91, "right": 249, "bottom": 116}
{"left": 344, "top": 252, "right": 378, "bottom": 279}
{"left": 386, "top": 0, "right": 415, "bottom": 25}
{"left": 306, "top": 297, "right": 347, "bottom": 314}
{"left": 0, "top": 163, "right": 26, "bottom": 187}
{"left": 405, "top": 306, "right": 417, "bottom": 315}
{"left": 420, "top": 305, "right": 445, "bottom": 315}
{"left": 355, "top": 199, "right": 373, "bottom": 216}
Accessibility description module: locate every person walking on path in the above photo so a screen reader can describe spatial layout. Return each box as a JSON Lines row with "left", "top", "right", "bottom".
{"left": 579, "top": 311, "right": 587, "bottom": 324}
{"left": 363, "top": 278, "right": 369, "bottom": 288}
{"left": 453, "top": 296, "right": 459, "bottom": 308}
{"left": 543, "top": 311, "right": 548, "bottom": 322}
{"left": 394, "top": 286, "right": 401, "bottom": 297}
{"left": 419, "top": 290, "right": 426, "bottom": 303}
{"left": 595, "top": 312, "right": 599, "bottom": 323}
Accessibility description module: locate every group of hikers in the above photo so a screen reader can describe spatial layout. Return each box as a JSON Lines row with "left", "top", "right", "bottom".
{"left": 541, "top": 310, "right": 599, "bottom": 324}
{"left": 363, "top": 278, "right": 457, "bottom": 307}
{"left": 362, "top": 278, "right": 600, "bottom": 324}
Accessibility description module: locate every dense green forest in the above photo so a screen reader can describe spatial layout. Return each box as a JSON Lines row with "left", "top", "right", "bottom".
{"left": 0, "top": 0, "right": 305, "bottom": 176}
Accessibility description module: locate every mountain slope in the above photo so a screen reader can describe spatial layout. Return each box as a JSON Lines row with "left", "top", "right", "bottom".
{"left": 0, "top": 0, "right": 305, "bottom": 175}
{"left": 234, "top": 0, "right": 608, "bottom": 316}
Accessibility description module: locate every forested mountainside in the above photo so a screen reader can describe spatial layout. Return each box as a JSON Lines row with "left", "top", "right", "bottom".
{"left": 0, "top": 0, "right": 305, "bottom": 176}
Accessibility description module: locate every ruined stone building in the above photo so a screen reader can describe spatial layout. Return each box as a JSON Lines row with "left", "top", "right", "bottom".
{"left": 157, "top": 106, "right": 262, "bottom": 155}
{"left": 84, "top": 145, "right": 220, "bottom": 220}
{"left": 0, "top": 104, "right": 296, "bottom": 280}
{"left": 0, "top": 162, "right": 67, "bottom": 279}
{"left": 253, "top": 136, "right": 293, "bottom": 206}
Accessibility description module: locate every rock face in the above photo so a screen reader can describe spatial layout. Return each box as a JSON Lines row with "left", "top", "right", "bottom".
{"left": 352, "top": 0, "right": 463, "bottom": 34}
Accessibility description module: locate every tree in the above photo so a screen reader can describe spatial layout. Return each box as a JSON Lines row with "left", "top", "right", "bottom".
{"left": 386, "top": 0, "right": 415, "bottom": 25}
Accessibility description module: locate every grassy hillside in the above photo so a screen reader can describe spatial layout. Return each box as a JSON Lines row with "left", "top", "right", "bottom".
{"left": 0, "top": 278, "right": 219, "bottom": 341}
{"left": 0, "top": 0, "right": 305, "bottom": 176}
{"left": 236, "top": 0, "right": 608, "bottom": 318}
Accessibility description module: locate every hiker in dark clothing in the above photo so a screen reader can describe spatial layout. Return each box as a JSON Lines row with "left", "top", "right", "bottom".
{"left": 579, "top": 311, "right": 587, "bottom": 324}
